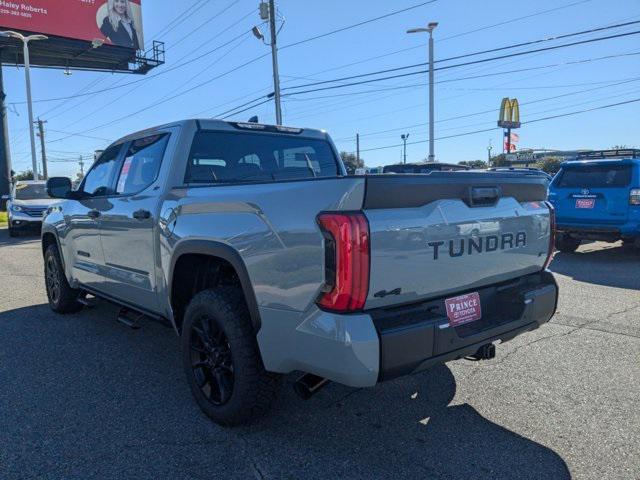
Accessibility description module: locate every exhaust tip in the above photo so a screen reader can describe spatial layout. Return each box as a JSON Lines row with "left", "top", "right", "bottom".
{"left": 468, "top": 343, "right": 496, "bottom": 361}
{"left": 293, "top": 373, "right": 329, "bottom": 400}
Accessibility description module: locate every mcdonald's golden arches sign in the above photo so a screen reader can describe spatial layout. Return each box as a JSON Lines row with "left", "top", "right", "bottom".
{"left": 498, "top": 98, "right": 521, "bottom": 129}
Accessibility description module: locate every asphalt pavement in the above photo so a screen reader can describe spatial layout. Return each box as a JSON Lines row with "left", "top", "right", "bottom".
{"left": 0, "top": 229, "right": 638, "bottom": 480}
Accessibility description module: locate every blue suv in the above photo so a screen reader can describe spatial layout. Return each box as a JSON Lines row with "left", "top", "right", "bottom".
{"left": 548, "top": 149, "right": 640, "bottom": 252}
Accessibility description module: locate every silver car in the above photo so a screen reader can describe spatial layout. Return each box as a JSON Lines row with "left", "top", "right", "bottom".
{"left": 7, "top": 181, "right": 58, "bottom": 237}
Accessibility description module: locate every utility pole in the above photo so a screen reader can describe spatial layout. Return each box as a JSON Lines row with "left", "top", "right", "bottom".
{"left": 79, "top": 155, "right": 85, "bottom": 177}
{"left": 0, "top": 59, "right": 13, "bottom": 207}
{"left": 35, "top": 118, "right": 48, "bottom": 180}
{"left": 407, "top": 22, "right": 438, "bottom": 162}
{"left": 356, "top": 133, "right": 360, "bottom": 166}
{"left": 487, "top": 139, "right": 493, "bottom": 166}
{"left": 401, "top": 133, "right": 409, "bottom": 164}
{"left": 268, "top": 0, "right": 282, "bottom": 125}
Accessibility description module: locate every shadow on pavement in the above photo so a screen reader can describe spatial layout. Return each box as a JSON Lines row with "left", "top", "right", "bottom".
{"left": 245, "top": 365, "right": 571, "bottom": 479}
{"left": 0, "top": 302, "right": 571, "bottom": 479}
{"left": 0, "top": 226, "right": 41, "bottom": 246}
{"left": 550, "top": 242, "right": 640, "bottom": 290}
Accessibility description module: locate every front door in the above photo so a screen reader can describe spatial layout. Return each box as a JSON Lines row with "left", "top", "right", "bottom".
{"left": 66, "top": 145, "right": 124, "bottom": 288}
{"left": 98, "top": 133, "right": 171, "bottom": 313}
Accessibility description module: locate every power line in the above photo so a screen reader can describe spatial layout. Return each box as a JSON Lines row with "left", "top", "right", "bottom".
{"left": 148, "top": 0, "right": 209, "bottom": 42}
{"left": 334, "top": 76, "right": 640, "bottom": 141}
{"left": 275, "top": 30, "right": 640, "bottom": 98}
{"left": 166, "top": 1, "right": 241, "bottom": 51}
{"left": 46, "top": 53, "right": 271, "bottom": 144}
{"left": 279, "top": 1, "right": 438, "bottom": 50}
{"left": 280, "top": 21, "right": 640, "bottom": 92}
{"left": 357, "top": 98, "right": 640, "bottom": 152}
{"left": 294, "top": 0, "right": 604, "bottom": 81}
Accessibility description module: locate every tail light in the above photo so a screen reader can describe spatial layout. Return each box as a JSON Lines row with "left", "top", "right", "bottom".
{"left": 630, "top": 189, "right": 640, "bottom": 205}
{"left": 316, "top": 212, "right": 370, "bottom": 312}
{"left": 543, "top": 201, "right": 556, "bottom": 270}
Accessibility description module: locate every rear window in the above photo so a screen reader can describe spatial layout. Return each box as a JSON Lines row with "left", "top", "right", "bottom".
{"left": 554, "top": 165, "right": 631, "bottom": 188}
{"left": 185, "top": 131, "right": 340, "bottom": 184}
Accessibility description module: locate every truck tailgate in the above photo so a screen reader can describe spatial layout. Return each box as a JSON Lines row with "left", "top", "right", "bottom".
{"left": 363, "top": 173, "right": 551, "bottom": 309}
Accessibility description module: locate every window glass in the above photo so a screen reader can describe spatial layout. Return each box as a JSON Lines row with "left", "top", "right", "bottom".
{"left": 81, "top": 145, "right": 123, "bottom": 197}
{"left": 555, "top": 165, "right": 632, "bottom": 188}
{"left": 185, "top": 131, "right": 339, "bottom": 184}
{"left": 14, "top": 183, "right": 50, "bottom": 200}
{"left": 116, "top": 134, "right": 169, "bottom": 194}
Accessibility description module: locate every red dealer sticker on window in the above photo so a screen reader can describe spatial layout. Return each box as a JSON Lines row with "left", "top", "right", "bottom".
{"left": 445, "top": 292, "right": 482, "bottom": 327}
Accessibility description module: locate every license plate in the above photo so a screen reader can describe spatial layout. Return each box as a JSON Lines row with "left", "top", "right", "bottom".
{"left": 575, "top": 198, "right": 595, "bottom": 209}
{"left": 445, "top": 292, "right": 482, "bottom": 327}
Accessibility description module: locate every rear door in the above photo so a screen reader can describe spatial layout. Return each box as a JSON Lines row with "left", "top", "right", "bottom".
{"left": 550, "top": 162, "right": 632, "bottom": 226}
{"left": 98, "top": 132, "right": 172, "bottom": 313}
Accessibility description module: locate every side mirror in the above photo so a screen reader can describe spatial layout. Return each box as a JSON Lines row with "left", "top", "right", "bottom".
{"left": 47, "top": 177, "right": 72, "bottom": 199}
{"left": 0, "top": 194, "right": 8, "bottom": 201}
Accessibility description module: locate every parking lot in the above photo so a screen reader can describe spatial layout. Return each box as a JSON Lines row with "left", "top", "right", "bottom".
{"left": 0, "top": 229, "right": 638, "bottom": 480}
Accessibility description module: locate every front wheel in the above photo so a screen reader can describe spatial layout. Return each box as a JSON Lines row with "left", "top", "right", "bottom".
{"left": 44, "top": 244, "right": 83, "bottom": 313}
{"left": 555, "top": 234, "right": 581, "bottom": 253}
{"left": 8, "top": 226, "right": 19, "bottom": 237}
{"left": 181, "top": 288, "right": 281, "bottom": 426}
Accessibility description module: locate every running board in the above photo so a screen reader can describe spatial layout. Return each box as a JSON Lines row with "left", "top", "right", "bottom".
{"left": 117, "top": 308, "right": 143, "bottom": 330}
{"left": 77, "top": 294, "right": 97, "bottom": 308}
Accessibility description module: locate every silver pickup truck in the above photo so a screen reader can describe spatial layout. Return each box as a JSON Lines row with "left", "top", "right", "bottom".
{"left": 42, "top": 119, "right": 558, "bottom": 426}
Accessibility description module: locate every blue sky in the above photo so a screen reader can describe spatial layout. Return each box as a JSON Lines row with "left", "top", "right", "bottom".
{"left": 3, "top": 0, "right": 640, "bottom": 177}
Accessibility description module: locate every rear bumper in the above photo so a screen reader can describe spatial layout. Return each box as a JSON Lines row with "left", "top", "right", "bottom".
{"left": 257, "top": 271, "right": 558, "bottom": 387}
{"left": 557, "top": 222, "right": 640, "bottom": 239}
{"left": 373, "top": 270, "right": 558, "bottom": 381}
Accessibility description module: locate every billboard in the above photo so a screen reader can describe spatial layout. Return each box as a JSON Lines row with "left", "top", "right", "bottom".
{"left": 0, "top": 0, "right": 144, "bottom": 50}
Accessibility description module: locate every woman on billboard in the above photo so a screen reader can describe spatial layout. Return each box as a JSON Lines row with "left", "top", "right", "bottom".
{"left": 99, "top": 0, "right": 141, "bottom": 50}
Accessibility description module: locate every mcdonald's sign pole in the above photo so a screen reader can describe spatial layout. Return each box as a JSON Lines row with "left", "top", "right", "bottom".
{"left": 498, "top": 97, "right": 521, "bottom": 155}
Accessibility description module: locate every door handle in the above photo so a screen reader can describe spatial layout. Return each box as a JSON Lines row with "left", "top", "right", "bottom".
{"left": 87, "top": 209, "right": 101, "bottom": 219}
{"left": 133, "top": 209, "right": 151, "bottom": 220}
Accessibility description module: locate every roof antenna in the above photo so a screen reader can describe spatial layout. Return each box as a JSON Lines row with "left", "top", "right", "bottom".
{"left": 248, "top": 115, "right": 259, "bottom": 123}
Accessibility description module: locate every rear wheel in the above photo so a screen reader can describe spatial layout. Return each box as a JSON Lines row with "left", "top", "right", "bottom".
{"left": 181, "top": 288, "right": 281, "bottom": 426}
{"left": 555, "top": 234, "right": 581, "bottom": 253}
{"left": 44, "top": 244, "right": 83, "bottom": 313}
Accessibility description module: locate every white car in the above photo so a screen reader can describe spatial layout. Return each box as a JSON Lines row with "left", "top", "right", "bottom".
{"left": 7, "top": 181, "right": 58, "bottom": 237}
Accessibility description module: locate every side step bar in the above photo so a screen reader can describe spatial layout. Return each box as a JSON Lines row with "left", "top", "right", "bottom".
{"left": 117, "top": 308, "right": 143, "bottom": 330}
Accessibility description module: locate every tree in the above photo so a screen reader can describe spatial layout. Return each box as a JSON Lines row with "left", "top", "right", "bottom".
{"left": 340, "top": 151, "right": 364, "bottom": 174}
{"left": 13, "top": 170, "right": 36, "bottom": 181}
{"left": 536, "top": 156, "right": 563, "bottom": 174}
{"left": 489, "top": 154, "right": 510, "bottom": 167}
{"left": 458, "top": 160, "right": 488, "bottom": 169}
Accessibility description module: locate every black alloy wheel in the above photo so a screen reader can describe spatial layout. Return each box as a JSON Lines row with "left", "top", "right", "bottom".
{"left": 189, "top": 315, "right": 234, "bottom": 405}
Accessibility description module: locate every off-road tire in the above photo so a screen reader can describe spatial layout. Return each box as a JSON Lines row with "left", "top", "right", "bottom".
{"left": 181, "top": 288, "right": 281, "bottom": 426}
{"left": 555, "top": 234, "right": 581, "bottom": 253}
{"left": 44, "top": 244, "right": 83, "bottom": 313}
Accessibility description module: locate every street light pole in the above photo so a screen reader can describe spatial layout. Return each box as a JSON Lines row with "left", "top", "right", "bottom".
{"left": 401, "top": 133, "right": 409, "bottom": 164}
{"left": 0, "top": 31, "right": 47, "bottom": 180}
{"left": 407, "top": 22, "right": 438, "bottom": 162}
